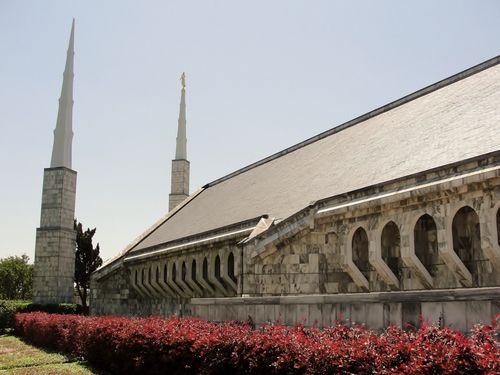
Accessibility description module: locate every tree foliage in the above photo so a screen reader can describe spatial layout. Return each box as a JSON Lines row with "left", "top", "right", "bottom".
{"left": 0, "top": 254, "right": 32, "bottom": 300}
{"left": 74, "top": 220, "right": 102, "bottom": 313}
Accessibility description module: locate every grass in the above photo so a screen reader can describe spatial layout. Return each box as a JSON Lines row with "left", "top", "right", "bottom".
{"left": 0, "top": 335, "right": 104, "bottom": 374}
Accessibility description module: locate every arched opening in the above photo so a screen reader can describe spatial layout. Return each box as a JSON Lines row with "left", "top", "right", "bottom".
{"left": 181, "top": 262, "right": 187, "bottom": 282}
{"left": 414, "top": 214, "right": 438, "bottom": 275}
{"left": 452, "top": 206, "right": 481, "bottom": 272}
{"left": 191, "top": 259, "right": 197, "bottom": 282}
{"left": 228, "top": 252, "right": 236, "bottom": 283}
{"left": 497, "top": 207, "right": 500, "bottom": 247}
{"left": 381, "top": 221, "right": 402, "bottom": 279}
{"left": 352, "top": 227, "right": 370, "bottom": 279}
{"left": 202, "top": 257, "right": 209, "bottom": 282}
{"left": 156, "top": 266, "right": 160, "bottom": 283}
{"left": 215, "top": 255, "right": 224, "bottom": 284}
{"left": 134, "top": 269, "right": 138, "bottom": 284}
{"left": 141, "top": 269, "right": 145, "bottom": 285}
{"left": 163, "top": 264, "right": 168, "bottom": 283}
{"left": 172, "top": 263, "right": 177, "bottom": 282}
{"left": 148, "top": 267, "right": 152, "bottom": 284}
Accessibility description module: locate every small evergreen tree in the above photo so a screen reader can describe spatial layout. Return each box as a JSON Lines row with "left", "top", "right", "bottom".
{"left": 0, "top": 254, "right": 33, "bottom": 300}
{"left": 74, "top": 220, "right": 103, "bottom": 313}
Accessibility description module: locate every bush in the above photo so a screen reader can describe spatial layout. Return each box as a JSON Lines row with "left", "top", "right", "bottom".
{"left": 14, "top": 313, "right": 499, "bottom": 375}
{"left": 0, "top": 300, "right": 30, "bottom": 333}
{"left": 0, "top": 301, "right": 82, "bottom": 333}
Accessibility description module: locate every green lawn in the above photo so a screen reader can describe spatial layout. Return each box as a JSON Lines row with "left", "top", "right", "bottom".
{"left": 0, "top": 335, "right": 104, "bottom": 374}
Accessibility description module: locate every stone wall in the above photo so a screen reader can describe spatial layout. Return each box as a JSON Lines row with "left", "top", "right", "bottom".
{"left": 91, "top": 159, "right": 500, "bottom": 330}
{"left": 190, "top": 288, "right": 500, "bottom": 331}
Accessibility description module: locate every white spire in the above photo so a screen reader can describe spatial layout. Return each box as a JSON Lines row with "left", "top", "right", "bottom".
{"left": 175, "top": 72, "right": 187, "bottom": 160}
{"left": 50, "top": 19, "right": 75, "bottom": 168}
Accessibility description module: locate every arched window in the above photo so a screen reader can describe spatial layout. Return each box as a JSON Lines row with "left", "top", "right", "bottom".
{"left": 381, "top": 221, "right": 401, "bottom": 279}
{"left": 228, "top": 252, "right": 236, "bottom": 283}
{"left": 182, "top": 262, "right": 187, "bottom": 282}
{"left": 452, "top": 206, "right": 481, "bottom": 272}
{"left": 191, "top": 259, "right": 197, "bottom": 282}
{"left": 163, "top": 264, "right": 168, "bottom": 283}
{"left": 215, "top": 255, "right": 223, "bottom": 283}
{"left": 172, "top": 263, "right": 177, "bottom": 282}
{"left": 414, "top": 214, "right": 438, "bottom": 275}
{"left": 352, "top": 227, "right": 370, "bottom": 279}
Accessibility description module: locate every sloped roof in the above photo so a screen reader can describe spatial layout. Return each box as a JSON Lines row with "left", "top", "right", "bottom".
{"left": 131, "top": 56, "right": 500, "bottom": 253}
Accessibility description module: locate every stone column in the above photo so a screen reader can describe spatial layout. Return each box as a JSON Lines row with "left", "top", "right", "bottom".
{"left": 33, "top": 167, "right": 77, "bottom": 304}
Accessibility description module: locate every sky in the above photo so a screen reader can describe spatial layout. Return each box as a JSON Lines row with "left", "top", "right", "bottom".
{"left": 1, "top": 1, "right": 499, "bottom": 263}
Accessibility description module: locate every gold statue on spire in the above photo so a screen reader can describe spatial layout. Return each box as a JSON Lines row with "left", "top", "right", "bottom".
{"left": 180, "top": 72, "right": 186, "bottom": 89}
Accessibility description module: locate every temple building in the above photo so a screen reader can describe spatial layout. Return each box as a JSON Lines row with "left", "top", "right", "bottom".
{"left": 91, "top": 55, "right": 500, "bottom": 330}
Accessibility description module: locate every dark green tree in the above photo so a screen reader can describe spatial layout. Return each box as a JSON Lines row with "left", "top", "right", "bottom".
{"left": 0, "top": 254, "right": 33, "bottom": 300}
{"left": 74, "top": 220, "right": 103, "bottom": 313}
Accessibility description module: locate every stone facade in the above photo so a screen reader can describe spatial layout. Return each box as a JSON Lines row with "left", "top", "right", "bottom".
{"left": 91, "top": 57, "right": 500, "bottom": 330}
{"left": 33, "top": 167, "right": 77, "bottom": 304}
{"left": 91, "top": 154, "right": 500, "bottom": 330}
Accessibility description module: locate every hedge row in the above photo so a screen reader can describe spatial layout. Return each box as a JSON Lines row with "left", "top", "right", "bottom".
{"left": 0, "top": 300, "right": 82, "bottom": 333}
{"left": 15, "top": 312, "right": 499, "bottom": 375}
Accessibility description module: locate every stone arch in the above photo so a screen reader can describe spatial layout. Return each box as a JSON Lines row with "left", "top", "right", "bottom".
{"left": 414, "top": 214, "right": 439, "bottom": 275}
{"left": 203, "top": 257, "right": 209, "bottom": 282}
{"left": 452, "top": 206, "right": 481, "bottom": 273}
{"left": 191, "top": 259, "right": 197, "bottom": 282}
{"left": 352, "top": 227, "right": 370, "bottom": 280}
{"left": 215, "top": 255, "right": 223, "bottom": 284}
{"left": 227, "top": 252, "right": 236, "bottom": 283}
{"left": 172, "top": 263, "right": 177, "bottom": 283}
{"left": 181, "top": 262, "right": 187, "bottom": 283}
{"left": 381, "top": 221, "right": 402, "bottom": 280}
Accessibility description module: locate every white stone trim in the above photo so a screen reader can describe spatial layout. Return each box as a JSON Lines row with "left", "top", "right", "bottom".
{"left": 124, "top": 227, "right": 253, "bottom": 262}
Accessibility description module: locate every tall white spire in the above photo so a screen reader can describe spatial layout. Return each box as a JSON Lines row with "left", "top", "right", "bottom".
{"left": 50, "top": 19, "right": 75, "bottom": 169}
{"left": 175, "top": 72, "right": 187, "bottom": 160}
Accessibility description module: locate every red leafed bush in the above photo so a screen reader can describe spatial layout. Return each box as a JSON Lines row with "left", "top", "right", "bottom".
{"left": 14, "top": 312, "right": 499, "bottom": 375}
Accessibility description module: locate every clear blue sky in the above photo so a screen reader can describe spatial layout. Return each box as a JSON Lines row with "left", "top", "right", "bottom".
{"left": 1, "top": 1, "right": 499, "bottom": 262}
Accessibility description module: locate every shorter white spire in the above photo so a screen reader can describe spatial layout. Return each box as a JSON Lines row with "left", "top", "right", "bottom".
{"left": 175, "top": 72, "right": 187, "bottom": 160}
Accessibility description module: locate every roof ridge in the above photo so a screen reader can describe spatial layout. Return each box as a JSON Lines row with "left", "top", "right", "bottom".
{"left": 205, "top": 54, "right": 500, "bottom": 188}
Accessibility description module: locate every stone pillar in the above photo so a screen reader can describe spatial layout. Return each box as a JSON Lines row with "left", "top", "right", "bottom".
{"left": 33, "top": 167, "right": 77, "bottom": 304}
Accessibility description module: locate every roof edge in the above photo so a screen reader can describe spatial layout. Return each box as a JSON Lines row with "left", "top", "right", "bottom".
{"left": 207, "top": 54, "right": 500, "bottom": 188}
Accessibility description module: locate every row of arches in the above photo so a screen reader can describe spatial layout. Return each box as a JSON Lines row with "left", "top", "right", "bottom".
{"left": 350, "top": 205, "right": 499, "bottom": 287}
{"left": 132, "top": 252, "right": 237, "bottom": 298}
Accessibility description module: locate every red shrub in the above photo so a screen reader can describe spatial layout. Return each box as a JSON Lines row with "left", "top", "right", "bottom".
{"left": 14, "top": 312, "right": 499, "bottom": 375}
